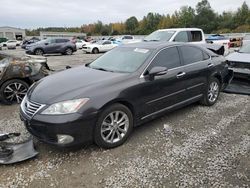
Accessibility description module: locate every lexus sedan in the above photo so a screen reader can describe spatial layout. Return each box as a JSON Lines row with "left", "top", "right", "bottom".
{"left": 20, "top": 42, "right": 233, "bottom": 148}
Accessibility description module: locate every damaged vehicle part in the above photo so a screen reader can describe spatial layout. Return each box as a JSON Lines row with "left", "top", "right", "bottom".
{"left": 0, "top": 54, "right": 49, "bottom": 104}
{"left": 20, "top": 42, "right": 233, "bottom": 149}
{"left": 0, "top": 133, "right": 21, "bottom": 141}
{"left": 0, "top": 136, "right": 38, "bottom": 165}
{"left": 224, "top": 44, "right": 250, "bottom": 95}
{"left": 200, "top": 43, "right": 225, "bottom": 56}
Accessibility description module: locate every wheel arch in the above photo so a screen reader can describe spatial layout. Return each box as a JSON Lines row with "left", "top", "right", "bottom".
{"left": 211, "top": 72, "right": 223, "bottom": 86}
{"left": 65, "top": 46, "right": 73, "bottom": 50}
{"left": 99, "top": 99, "right": 135, "bottom": 117}
{"left": 34, "top": 48, "right": 44, "bottom": 53}
{"left": 0, "top": 77, "right": 31, "bottom": 88}
{"left": 92, "top": 47, "right": 99, "bottom": 53}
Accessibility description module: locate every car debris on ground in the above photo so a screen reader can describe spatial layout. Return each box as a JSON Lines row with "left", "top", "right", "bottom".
{"left": 0, "top": 133, "right": 38, "bottom": 165}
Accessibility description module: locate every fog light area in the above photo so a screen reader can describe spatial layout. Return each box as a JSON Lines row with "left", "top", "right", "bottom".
{"left": 57, "top": 134, "right": 74, "bottom": 144}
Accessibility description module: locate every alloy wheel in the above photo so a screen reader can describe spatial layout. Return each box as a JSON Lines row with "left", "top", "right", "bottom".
{"left": 101, "top": 111, "right": 129, "bottom": 144}
{"left": 66, "top": 48, "right": 73, "bottom": 55}
{"left": 3, "top": 82, "right": 28, "bottom": 103}
{"left": 35, "top": 49, "right": 43, "bottom": 55}
{"left": 208, "top": 81, "right": 219, "bottom": 103}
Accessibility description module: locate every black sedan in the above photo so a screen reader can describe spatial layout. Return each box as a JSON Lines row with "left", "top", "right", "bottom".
{"left": 20, "top": 42, "right": 233, "bottom": 148}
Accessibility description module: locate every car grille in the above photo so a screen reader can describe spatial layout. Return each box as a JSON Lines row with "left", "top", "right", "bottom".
{"left": 82, "top": 47, "right": 87, "bottom": 49}
{"left": 21, "top": 96, "right": 45, "bottom": 119}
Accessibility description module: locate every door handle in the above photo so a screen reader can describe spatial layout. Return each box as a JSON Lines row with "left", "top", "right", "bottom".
{"left": 176, "top": 72, "right": 186, "bottom": 78}
{"left": 208, "top": 63, "right": 214, "bottom": 68}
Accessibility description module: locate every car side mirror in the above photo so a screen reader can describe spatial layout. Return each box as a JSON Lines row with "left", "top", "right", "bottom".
{"left": 148, "top": 66, "right": 168, "bottom": 77}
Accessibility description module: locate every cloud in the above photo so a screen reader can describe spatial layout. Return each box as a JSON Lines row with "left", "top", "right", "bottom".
{"left": 0, "top": 0, "right": 247, "bottom": 28}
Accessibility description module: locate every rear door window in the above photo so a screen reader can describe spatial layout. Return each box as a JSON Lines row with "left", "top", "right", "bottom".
{"left": 103, "top": 41, "right": 111, "bottom": 45}
{"left": 56, "top": 39, "right": 69, "bottom": 43}
{"left": 150, "top": 47, "right": 181, "bottom": 69}
{"left": 174, "top": 31, "right": 189, "bottom": 42}
{"left": 179, "top": 46, "right": 204, "bottom": 65}
{"left": 190, "top": 31, "right": 203, "bottom": 42}
{"left": 123, "top": 36, "right": 133, "bottom": 40}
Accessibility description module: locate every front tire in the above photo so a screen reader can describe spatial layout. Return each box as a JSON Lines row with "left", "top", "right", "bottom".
{"left": 34, "top": 49, "right": 44, "bottom": 56}
{"left": 94, "top": 104, "right": 133, "bottom": 148}
{"left": 201, "top": 77, "right": 220, "bottom": 106}
{"left": 92, "top": 48, "right": 99, "bottom": 54}
{"left": 0, "top": 79, "right": 29, "bottom": 104}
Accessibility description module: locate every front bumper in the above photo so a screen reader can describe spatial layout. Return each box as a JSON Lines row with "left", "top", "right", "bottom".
{"left": 20, "top": 109, "right": 98, "bottom": 147}
{"left": 82, "top": 48, "right": 92, "bottom": 53}
{"left": 25, "top": 49, "right": 34, "bottom": 55}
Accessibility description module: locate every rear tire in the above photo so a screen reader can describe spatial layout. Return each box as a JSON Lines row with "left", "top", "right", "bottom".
{"left": 65, "top": 48, "right": 73, "bottom": 55}
{"left": 200, "top": 77, "right": 220, "bottom": 106}
{"left": 0, "top": 79, "right": 29, "bottom": 104}
{"left": 94, "top": 104, "right": 133, "bottom": 149}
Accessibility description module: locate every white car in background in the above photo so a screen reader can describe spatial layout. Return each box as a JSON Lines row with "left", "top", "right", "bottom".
{"left": 1, "top": 40, "right": 18, "bottom": 49}
{"left": 82, "top": 40, "right": 118, "bottom": 54}
{"left": 115, "top": 35, "right": 141, "bottom": 44}
{"left": 75, "top": 40, "right": 90, "bottom": 49}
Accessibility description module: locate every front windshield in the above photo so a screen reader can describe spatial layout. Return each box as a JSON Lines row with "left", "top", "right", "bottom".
{"left": 144, "top": 30, "right": 176, "bottom": 42}
{"left": 239, "top": 44, "right": 250, "bottom": 53}
{"left": 88, "top": 47, "right": 153, "bottom": 73}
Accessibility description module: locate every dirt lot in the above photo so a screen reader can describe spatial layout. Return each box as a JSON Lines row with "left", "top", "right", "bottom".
{"left": 0, "top": 48, "right": 249, "bottom": 188}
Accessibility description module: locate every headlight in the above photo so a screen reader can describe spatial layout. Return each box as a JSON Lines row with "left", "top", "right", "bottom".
{"left": 41, "top": 98, "right": 89, "bottom": 115}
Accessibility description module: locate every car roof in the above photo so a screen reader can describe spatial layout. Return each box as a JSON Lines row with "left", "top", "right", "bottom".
{"left": 156, "top": 28, "right": 202, "bottom": 32}
{"left": 120, "top": 42, "right": 218, "bottom": 56}
{"left": 120, "top": 42, "right": 185, "bottom": 50}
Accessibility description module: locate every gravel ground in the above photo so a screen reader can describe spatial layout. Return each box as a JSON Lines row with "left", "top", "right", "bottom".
{"left": 0, "top": 48, "right": 249, "bottom": 188}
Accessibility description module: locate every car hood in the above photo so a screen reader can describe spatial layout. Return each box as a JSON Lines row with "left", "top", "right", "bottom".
{"left": 26, "top": 41, "right": 45, "bottom": 48}
{"left": 226, "top": 52, "right": 250, "bottom": 63}
{"left": 28, "top": 66, "right": 129, "bottom": 104}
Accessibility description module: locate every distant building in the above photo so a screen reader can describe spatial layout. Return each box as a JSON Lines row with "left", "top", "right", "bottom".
{"left": 0, "top": 26, "right": 26, "bottom": 40}
{"left": 40, "top": 31, "right": 86, "bottom": 39}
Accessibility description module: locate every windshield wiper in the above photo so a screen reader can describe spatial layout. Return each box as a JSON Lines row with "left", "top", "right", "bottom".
{"left": 92, "top": 67, "right": 114, "bottom": 72}
{"left": 143, "top": 39, "right": 159, "bottom": 42}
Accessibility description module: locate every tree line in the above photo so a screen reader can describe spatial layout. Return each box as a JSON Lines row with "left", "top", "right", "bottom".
{"left": 26, "top": 0, "right": 250, "bottom": 36}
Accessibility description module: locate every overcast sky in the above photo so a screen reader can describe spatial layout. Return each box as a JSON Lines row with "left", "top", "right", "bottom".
{"left": 0, "top": 0, "right": 248, "bottom": 29}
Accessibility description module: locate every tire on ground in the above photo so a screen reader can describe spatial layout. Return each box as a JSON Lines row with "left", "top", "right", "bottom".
{"left": 0, "top": 79, "right": 29, "bottom": 104}
{"left": 200, "top": 77, "right": 221, "bottom": 106}
{"left": 94, "top": 103, "right": 133, "bottom": 149}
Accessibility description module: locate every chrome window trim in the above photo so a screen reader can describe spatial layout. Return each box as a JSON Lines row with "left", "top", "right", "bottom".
{"left": 139, "top": 45, "right": 212, "bottom": 78}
